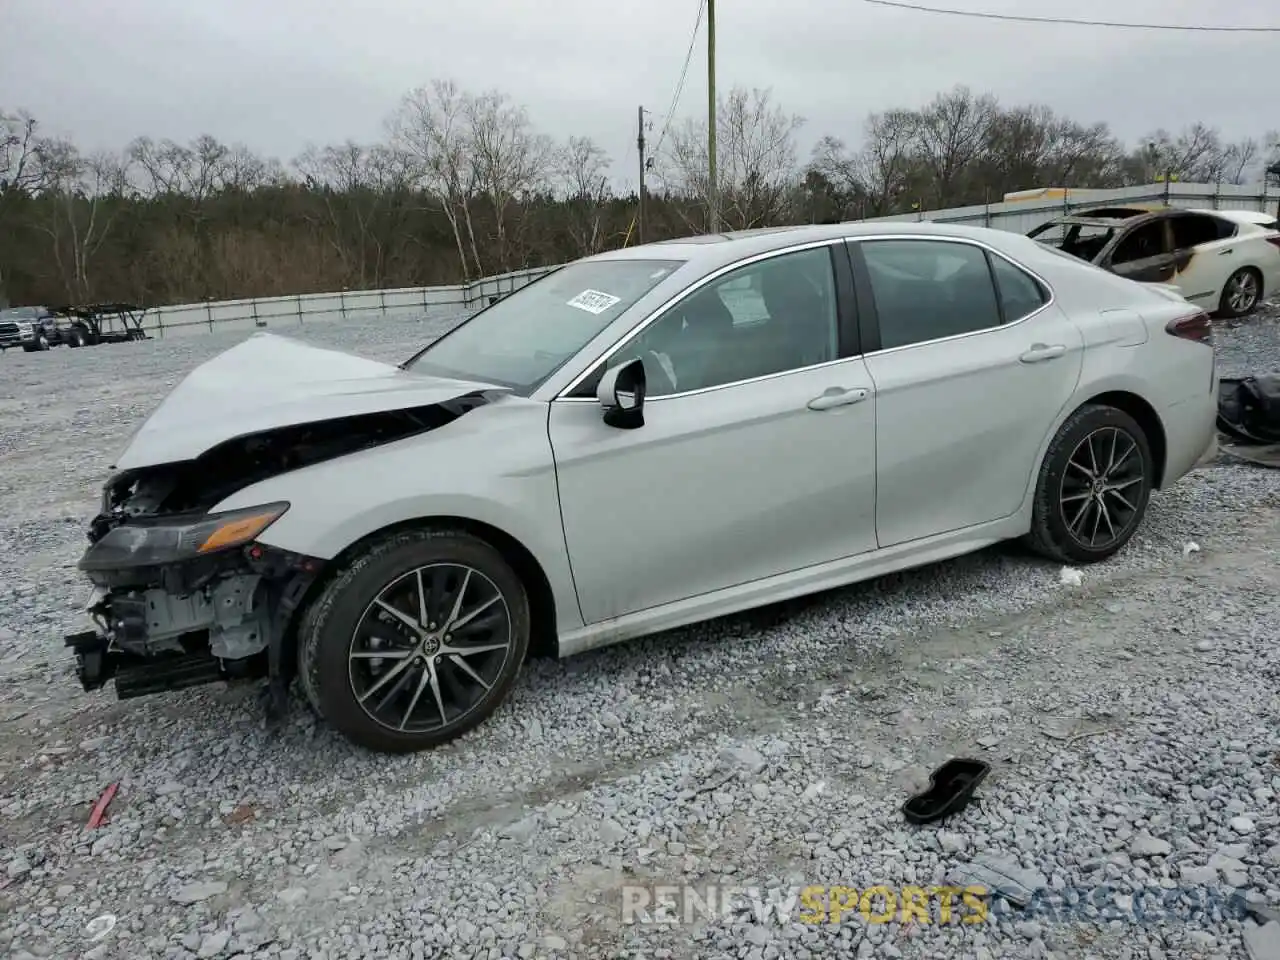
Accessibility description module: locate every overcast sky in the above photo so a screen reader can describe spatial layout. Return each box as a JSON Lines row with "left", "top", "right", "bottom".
{"left": 4, "top": 0, "right": 1277, "bottom": 189}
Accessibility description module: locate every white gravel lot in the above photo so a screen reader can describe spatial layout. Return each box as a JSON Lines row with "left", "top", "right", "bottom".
{"left": 1, "top": 303, "right": 1280, "bottom": 960}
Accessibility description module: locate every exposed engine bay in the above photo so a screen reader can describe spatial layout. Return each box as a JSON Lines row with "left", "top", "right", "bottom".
{"left": 66, "top": 394, "right": 491, "bottom": 713}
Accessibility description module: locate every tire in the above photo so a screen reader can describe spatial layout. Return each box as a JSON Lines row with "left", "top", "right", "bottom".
{"left": 1024, "top": 404, "right": 1154, "bottom": 564}
{"left": 297, "top": 528, "right": 530, "bottom": 753}
{"left": 68, "top": 330, "right": 85, "bottom": 348}
{"left": 1218, "top": 267, "right": 1261, "bottom": 319}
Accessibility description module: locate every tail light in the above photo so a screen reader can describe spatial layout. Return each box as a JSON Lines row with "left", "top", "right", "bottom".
{"left": 1265, "top": 236, "right": 1280, "bottom": 251}
{"left": 1165, "top": 310, "right": 1212, "bottom": 345}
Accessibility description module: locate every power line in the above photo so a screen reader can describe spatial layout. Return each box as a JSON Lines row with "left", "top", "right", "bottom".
{"left": 624, "top": 0, "right": 706, "bottom": 246}
{"left": 653, "top": 0, "right": 706, "bottom": 159}
{"left": 862, "top": 0, "right": 1280, "bottom": 32}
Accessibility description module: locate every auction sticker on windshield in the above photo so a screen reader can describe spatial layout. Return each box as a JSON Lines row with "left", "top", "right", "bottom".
{"left": 567, "top": 289, "right": 622, "bottom": 314}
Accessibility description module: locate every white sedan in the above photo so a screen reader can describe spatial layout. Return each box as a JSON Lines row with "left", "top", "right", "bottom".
{"left": 1027, "top": 205, "right": 1280, "bottom": 318}
{"left": 65, "top": 222, "right": 1218, "bottom": 752}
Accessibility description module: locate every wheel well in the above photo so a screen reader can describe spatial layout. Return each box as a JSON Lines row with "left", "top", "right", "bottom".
{"left": 1085, "top": 390, "right": 1167, "bottom": 487}
{"left": 292, "top": 516, "right": 560, "bottom": 661}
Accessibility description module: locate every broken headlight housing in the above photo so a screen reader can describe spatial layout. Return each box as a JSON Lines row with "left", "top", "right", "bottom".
{"left": 78, "top": 502, "right": 290, "bottom": 572}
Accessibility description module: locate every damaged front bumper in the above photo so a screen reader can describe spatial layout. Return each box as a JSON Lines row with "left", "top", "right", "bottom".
{"left": 65, "top": 502, "right": 323, "bottom": 703}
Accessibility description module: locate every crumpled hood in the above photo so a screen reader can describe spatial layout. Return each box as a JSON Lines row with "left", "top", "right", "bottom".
{"left": 113, "top": 332, "right": 506, "bottom": 470}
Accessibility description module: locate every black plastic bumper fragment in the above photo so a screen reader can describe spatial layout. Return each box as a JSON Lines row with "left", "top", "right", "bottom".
{"left": 114, "top": 653, "right": 225, "bottom": 700}
{"left": 64, "top": 628, "right": 229, "bottom": 700}
{"left": 65, "top": 629, "right": 115, "bottom": 692}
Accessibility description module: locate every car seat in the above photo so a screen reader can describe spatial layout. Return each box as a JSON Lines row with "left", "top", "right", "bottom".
{"left": 666, "top": 288, "right": 737, "bottom": 391}
{"left": 759, "top": 267, "right": 834, "bottom": 372}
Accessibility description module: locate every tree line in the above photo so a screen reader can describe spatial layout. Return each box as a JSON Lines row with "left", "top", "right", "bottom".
{"left": 1, "top": 81, "right": 1276, "bottom": 308}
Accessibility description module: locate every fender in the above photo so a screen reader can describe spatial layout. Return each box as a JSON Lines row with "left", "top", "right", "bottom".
{"left": 210, "top": 400, "right": 586, "bottom": 635}
{"left": 1018, "top": 370, "right": 1168, "bottom": 511}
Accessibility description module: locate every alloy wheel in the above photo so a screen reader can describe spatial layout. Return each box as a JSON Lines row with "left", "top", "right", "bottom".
{"left": 347, "top": 563, "right": 513, "bottom": 734}
{"left": 1227, "top": 271, "right": 1259, "bottom": 314}
{"left": 1059, "top": 426, "right": 1146, "bottom": 550}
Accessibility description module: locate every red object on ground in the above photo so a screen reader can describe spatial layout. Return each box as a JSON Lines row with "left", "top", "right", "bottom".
{"left": 87, "top": 783, "right": 119, "bottom": 829}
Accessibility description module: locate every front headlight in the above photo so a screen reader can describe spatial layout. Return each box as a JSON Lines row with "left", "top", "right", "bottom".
{"left": 78, "top": 502, "right": 290, "bottom": 571}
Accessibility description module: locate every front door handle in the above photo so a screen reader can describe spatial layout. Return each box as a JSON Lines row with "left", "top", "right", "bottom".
{"left": 1020, "top": 343, "right": 1066, "bottom": 363}
{"left": 807, "top": 387, "right": 870, "bottom": 410}
{"left": 1219, "top": 248, "right": 1233, "bottom": 256}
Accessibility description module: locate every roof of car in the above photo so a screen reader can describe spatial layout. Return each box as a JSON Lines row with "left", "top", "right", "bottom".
{"left": 1194, "top": 208, "right": 1276, "bottom": 224}
{"left": 586, "top": 220, "right": 1045, "bottom": 271}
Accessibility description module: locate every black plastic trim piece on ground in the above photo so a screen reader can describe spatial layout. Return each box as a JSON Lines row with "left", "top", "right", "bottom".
{"left": 902, "top": 757, "right": 991, "bottom": 825}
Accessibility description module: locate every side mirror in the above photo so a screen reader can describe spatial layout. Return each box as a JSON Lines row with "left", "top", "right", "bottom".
{"left": 596, "top": 357, "right": 646, "bottom": 429}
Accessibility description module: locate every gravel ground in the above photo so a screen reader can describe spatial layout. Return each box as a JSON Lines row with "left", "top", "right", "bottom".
{"left": 1, "top": 301, "right": 1280, "bottom": 960}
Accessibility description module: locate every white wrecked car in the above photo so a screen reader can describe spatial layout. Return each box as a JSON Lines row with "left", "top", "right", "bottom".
{"left": 66, "top": 222, "right": 1217, "bottom": 752}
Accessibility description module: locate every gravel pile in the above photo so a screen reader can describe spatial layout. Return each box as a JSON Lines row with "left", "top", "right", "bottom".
{"left": 1, "top": 299, "right": 1279, "bottom": 960}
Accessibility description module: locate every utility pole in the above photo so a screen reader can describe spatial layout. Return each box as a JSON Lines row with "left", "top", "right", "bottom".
{"left": 637, "top": 105, "right": 647, "bottom": 244}
{"left": 706, "top": 0, "right": 718, "bottom": 233}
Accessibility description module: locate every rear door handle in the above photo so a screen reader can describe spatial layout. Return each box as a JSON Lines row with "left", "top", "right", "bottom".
{"left": 1020, "top": 343, "right": 1066, "bottom": 363}
{"left": 807, "top": 387, "right": 870, "bottom": 410}
{"left": 1219, "top": 248, "right": 1233, "bottom": 256}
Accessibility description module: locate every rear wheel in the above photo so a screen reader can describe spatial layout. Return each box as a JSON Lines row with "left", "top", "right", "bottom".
{"left": 297, "top": 528, "right": 530, "bottom": 753}
{"left": 1025, "top": 404, "right": 1154, "bottom": 564}
{"left": 1219, "top": 267, "right": 1261, "bottom": 319}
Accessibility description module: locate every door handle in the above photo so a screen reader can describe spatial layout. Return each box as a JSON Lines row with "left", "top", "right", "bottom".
{"left": 1020, "top": 343, "right": 1066, "bottom": 363}
{"left": 807, "top": 387, "right": 870, "bottom": 410}
{"left": 1218, "top": 248, "right": 1233, "bottom": 256}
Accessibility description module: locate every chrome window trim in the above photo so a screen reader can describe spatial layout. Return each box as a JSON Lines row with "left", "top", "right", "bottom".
{"left": 849, "top": 234, "right": 1057, "bottom": 359}
{"left": 552, "top": 231, "right": 1059, "bottom": 403}
{"left": 553, "top": 238, "right": 847, "bottom": 402}
{"left": 554, "top": 353, "right": 872, "bottom": 404}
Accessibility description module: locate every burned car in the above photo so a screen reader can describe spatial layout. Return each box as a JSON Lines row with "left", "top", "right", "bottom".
{"left": 1027, "top": 205, "right": 1280, "bottom": 318}
{"left": 66, "top": 222, "right": 1216, "bottom": 754}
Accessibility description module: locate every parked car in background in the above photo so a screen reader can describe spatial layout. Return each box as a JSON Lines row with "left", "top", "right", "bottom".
{"left": 0, "top": 303, "right": 151, "bottom": 354}
{"left": 1027, "top": 205, "right": 1280, "bottom": 318}
{"left": 65, "top": 221, "right": 1217, "bottom": 753}
{"left": 0, "top": 305, "right": 61, "bottom": 351}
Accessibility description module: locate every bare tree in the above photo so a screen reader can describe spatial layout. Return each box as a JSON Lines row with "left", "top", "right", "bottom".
{"left": 389, "top": 80, "right": 481, "bottom": 279}
{"left": 37, "top": 140, "right": 130, "bottom": 301}
{"left": 127, "top": 134, "right": 231, "bottom": 199}
{"left": 1043, "top": 119, "right": 1123, "bottom": 188}
{"left": 912, "top": 86, "right": 999, "bottom": 207}
{"left": 1219, "top": 137, "right": 1261, "bottom": 185}
{"left": 222, "top": 144, "right": 285, "bottom": 192}
{"left": 1, "top": 109, "right": 51, "bottom": 300}
{"left": 662, "top": 86, "right": 803, "bottom": 231}
{"left": 1139, "top": 123, "right": 1230, "bottom": 183}
{"left": 555, "top": 135, "right": 612, "bottom": 256}
{"left": 294, "top": 141, "right": 412, "bottom": 286}
{"left": 854, "top": 109, "right": 919, "bottom": 215}
{"left": 466, "top": 89, "right": 554, "bottom": 271}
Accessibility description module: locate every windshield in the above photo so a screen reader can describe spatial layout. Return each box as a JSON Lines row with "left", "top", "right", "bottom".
{"left": 0, "top": 307, "right": 43, "bottom": 320}
{"left": 404, "top": 258, "right": 684, "bottom": 391}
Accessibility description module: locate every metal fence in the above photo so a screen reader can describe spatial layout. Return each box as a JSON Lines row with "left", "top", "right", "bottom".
{"left": 141, "top": 181, "right": 1278, "bottom": 339}
{"left": 144, "top": 266, "right": 552, "bottom": 340}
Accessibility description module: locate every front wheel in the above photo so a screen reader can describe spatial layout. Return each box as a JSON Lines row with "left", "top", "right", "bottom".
{"left": 298, "top": 528, "right": 530, "bottom": 753}
{"left": 1025, "top": 404, "right": 1154, "bottom": 564}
